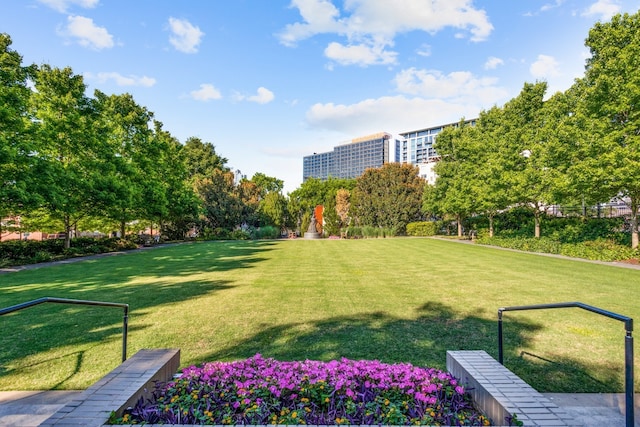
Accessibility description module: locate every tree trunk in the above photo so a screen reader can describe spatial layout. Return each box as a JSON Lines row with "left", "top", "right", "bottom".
{"left": 489, "top": 214, "right": 494, "bottom": 238}
{"left": 120, "top": 219, "right": 126, "bottom": 239}
{"left": 64, "top": 215, "right": 72, "bottom": 249}
{"left": 534, "top": 211, "right": 541, "bottom": 239}
{"left": 457, "top": 214, "right": 463, "bottom": 237}
{"left": 631, "top": 197, "right": 639, "bottom": 249}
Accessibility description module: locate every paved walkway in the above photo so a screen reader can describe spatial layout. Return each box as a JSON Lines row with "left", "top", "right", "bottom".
{"left": 543, "top": 393, "right": 640, "bottom": 427}
{"left": 0, "top": 391, "right": 82, "bottom": 427}
{"left": 0, "top": 391, "right": 638, "bottom": 426}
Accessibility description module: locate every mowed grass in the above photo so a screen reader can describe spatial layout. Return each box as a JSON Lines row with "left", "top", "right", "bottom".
{"left": 1, "top": 238, "right": 639, "bottom": 393}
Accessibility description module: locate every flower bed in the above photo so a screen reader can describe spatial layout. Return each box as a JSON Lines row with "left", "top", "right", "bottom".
{"left": 117, "top": 354, "right": 490, "bottom": 425}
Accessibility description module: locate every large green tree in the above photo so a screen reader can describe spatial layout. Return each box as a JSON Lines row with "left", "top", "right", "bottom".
{"left": 183, "top": 136, "right": 228, "bottom": 180}
{"left": 150, "top": 121, "right": 200, "bottom": 239}
{"left": 30, "top": 65, "right": 102, "bottom": 248}
{"left": 0, "top": 34, "right": 38, "bottom": 239}
{"left": 423, "top": 122, "right": 478, "bottom": 237}
{"left": 195, "top": 169, "right": 241, "bottom": 232}
{"left": 251, "top": 172, "right": 284, "bottom": 198}
{"left": 351, "top": 163, "right": 424, "bottom": 234}
{"left": 578, "top": 11, "right": 640, "bottom": 248}
{"left": 94, "top": 91, "right": 155, "bottom": 238}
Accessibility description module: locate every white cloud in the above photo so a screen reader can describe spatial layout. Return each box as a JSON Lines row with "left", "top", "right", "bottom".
{"left": 248, "top": 87, "right": 275, "bottom": 104}
{"left": 58, "top": 15, "right": 114, "bottom": 50}
{"left": 530, "top": 54, "right": 561, "bottom": 78}
{"left": 190, "top": 84, "right": 222, "bottom": 101}
{"left": 234, "top": 87, "right": 275, "bottom": 104}
{"left": 394, "top": 68, "right": 508, "bottom": 105}
{"left": 484, "top": 56, "right": 504, "bottom": 70}
{"left": 278, "top": 0, "right": 493, "bottom": 67}
{"left": 37, "top": 0, "right": 98, "bottom": 13}
{"left": 416, "top": 44, "right": 431, "bottom": 57}
{"left": 582, "top": 0, "right": 621, "bottom": 20}
{"left": 324, "top": 42, "right": 397, "bottom": 66}
{"left": 306, "top": 95, "right": 480, "bottom": 135}
{"left": 279, "top": 0, "right": 344, "bottom": 47}
{"left": 305, "top": 67, "right": 510, "bottom": 136}
{"left": 168, "top": 17, "right": 204, "bottom": 53}
{"left": 540, "top": 0, "right": 565, "bottom": 12}
{"left": 86, "top": 72, "right": 156, "bottom": 87}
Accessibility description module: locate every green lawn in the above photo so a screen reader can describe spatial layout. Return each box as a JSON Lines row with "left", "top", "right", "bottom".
{"left": 1, "top": 238, "right": 638, "bottom": 393}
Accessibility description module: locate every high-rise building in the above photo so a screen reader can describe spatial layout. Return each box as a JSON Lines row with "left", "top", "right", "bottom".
{"left": 303, "top": 132, "right": 399, "bottom": 181}
{"left": 399, "top": 119, "right": 476, "bottom": 165}
{"left": 399, "top": 119, "right": 476, "bottom": 184}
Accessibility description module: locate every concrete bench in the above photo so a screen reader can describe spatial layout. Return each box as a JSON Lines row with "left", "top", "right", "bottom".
{"left": 447, "top": 350, "right": 577, "bottom": 426}
{"left": 41, "top": 348, "right": 180, "bottom": 427}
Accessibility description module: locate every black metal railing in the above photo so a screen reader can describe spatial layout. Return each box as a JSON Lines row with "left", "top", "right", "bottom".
{"left": 498, "top": 301, "right": 634, "bottom": 427}
{"left": 0, "top": 297, "right": 129, "bottom": 362}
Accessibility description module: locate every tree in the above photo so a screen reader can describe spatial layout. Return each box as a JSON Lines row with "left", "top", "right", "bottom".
{"left": 351, "top": 163, "right": 424, "bottom": 234}
{"left": 288, "top": 177, "right": 355, "bottom": 229}
{"left": 30, "top": 65, "right": 101, "bottom": 248}
{"left": 251, "top": 172, "right": 283, "bottom": 198}
{"left": 183, "top": 136, "right": 228, "bottom": 180}
{"left": 236, "top": 179, "right": 261, "bottom": 227}
{"left": 322, "top": 191, "right": 340, "bottom": 236}
{"left": 470, "top": 107, "right": 513, "bottom": 237}
{"left": 578, "top": 11, "right": 640, "bottom": 248}
{"left": 500, "top": 82, "right": 550, "bottom": 238}
{"left": 0, "top": 34, "right": 38, "bottom": 239}
{"left": 423, "top": 122, "right": 478, "bottom": 237}
{"left": 93, "top": 91, "right": 154, "bottom": 238}
{"left": 259, "top": 191, "right": 287, "bottom": 230}
{"left": 195, "top": 168, "right": 241, "bottom": 232}
{"left": 150, "top": 121, "right": 200, "bottom": 239}
{"left": 335, "top": 188, "right": 351, "bottom": 228}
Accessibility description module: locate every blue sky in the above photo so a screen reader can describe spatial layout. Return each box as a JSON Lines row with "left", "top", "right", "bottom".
{"left": 2, "top": 0, "right": 639, "bottom": 193}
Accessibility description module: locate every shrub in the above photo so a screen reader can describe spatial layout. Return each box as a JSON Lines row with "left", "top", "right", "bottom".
{"left": 251, "top": 226, "right": 280, "bottom": 240}
{"left": 476, "top": 235, "right": 639, "bottom": 262}
{"left": 230, "top": 229, "right": 252, "bottom": 240}
{"left": 406, "top": 221, "right": 438, "bottom": 236}
{"left": 345, "top": 226, "right": 363, "bottom": 239}
{"left": 0, "top": 237, "right": 138, "bottom": 267}
{"left": 118, "top": 354, "right": 489, "bottom": 426}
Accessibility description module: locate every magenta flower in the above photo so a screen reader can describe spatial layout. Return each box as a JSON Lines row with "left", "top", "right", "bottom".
{"left": 125, "top": 354, "right": 489, "bottom": 426}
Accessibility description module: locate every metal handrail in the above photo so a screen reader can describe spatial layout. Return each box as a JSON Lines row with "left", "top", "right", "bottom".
{"left": 0, "top": 297, "right": 129, "bottom": 362}
{"left": 498, "top": 301, "right": 634, "bottom": 427}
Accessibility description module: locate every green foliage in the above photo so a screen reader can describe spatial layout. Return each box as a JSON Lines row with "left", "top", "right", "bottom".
{"left": 250, "top": 172, "right": 284, "bottom": 198}
{"left": 351, "top": 225, "right": 397, "bottom": 238}
{"left": 289, "top": 178, "right": 356, "bottom": 230}
{"left": 251, "top": 226, "right": 280, "bottom": 240}
{"left": 182, "top": 136, "right": 229, "bottom": 180}
{"left": 579, "top": 10, "right": 640, "bottom": 248}
{"left": 322, "top": 193, "right": 341, "bottom": 236}
{"left": 406, "top": 221, "right": 438, "bottom": 236}
{"left": 258, "top": 192, "right": 287, "bottom": 229}
{"left": 0, "top": 34, "right": 40, "bottom": 218}
{"left": 345, "top": 225, "right": 362, "bottom": 238}
{"left": 351, "top": 163, "right": 424, "bottom": 234}
{"left": 476, "top": 235, "right": 638, "bottom": 262}
{"left": 0, "top": 237, "right": 137, "bottom": 267}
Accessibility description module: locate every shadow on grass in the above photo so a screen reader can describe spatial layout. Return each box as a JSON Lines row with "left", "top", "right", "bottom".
{"left": 199, "top": 301, "right": 622, "bottom": 393}
{"left": 0, "top": 241, "right": 275, "bottom": 379}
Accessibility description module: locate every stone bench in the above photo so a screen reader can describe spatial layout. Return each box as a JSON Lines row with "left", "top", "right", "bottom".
{"left": 447, "top": 350, "right": 576, "bottom": 426}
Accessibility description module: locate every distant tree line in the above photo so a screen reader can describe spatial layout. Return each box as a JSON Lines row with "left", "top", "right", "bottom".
{"left": 3, "top": 11, "right": 638, "bottom": 247}
{"left": 0, "top": 33, "right": 295, "bottom": 247}
{"left": 423, "top": 11, "right": 640, "bottom": 248}
{"left": 0, "top": 33, "right": 425, "bottom": 245}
